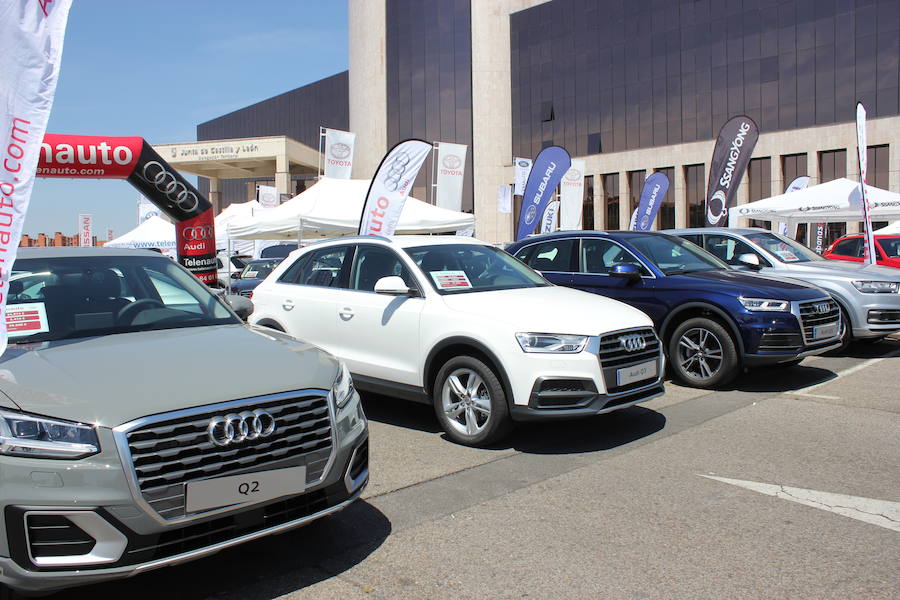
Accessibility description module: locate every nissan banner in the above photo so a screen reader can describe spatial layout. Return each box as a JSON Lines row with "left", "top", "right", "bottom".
{"left": 359, "top": 139, "right": 431, "bottom": 236}
{"left": 435, "top": 142, "right": 467, "bottom": 211}
{"left": 632, "top": 172, "right": 670, "bottom": 231}
{"left": 705, "top": 115, "right": 759, "bottom": 226}
{"left": 497, "top": 184, "right": 512, "bottom": 214}
{"left": 559, "top": 159, "right": 585, "bottom": 230}
{"left": 514, "top": 157, "right": 532, "bottom": 196}
{"left": 78, "top": 214, "right": 93, "bottom": 247}
{"left": 323, "top": 127, "right": 355, "bottom": 179}
{"left": 541, "top": 200, "right": 560, "bottom": 234}
{"left": 515, "top": 146, "right": 571, "bottom": 241}
{"left": 856, "top": 103, "right": 877, "bottom": 265}
{"left": 0, "top": 0, "right": 73, "bottom": 354}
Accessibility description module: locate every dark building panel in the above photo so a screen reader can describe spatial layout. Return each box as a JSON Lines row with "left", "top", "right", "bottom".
{"left": 510, "top": 0, "right": 900, "bottom": 157}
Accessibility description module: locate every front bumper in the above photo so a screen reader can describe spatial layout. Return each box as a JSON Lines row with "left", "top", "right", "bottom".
{"left": 738, "top": 297, "right": 842, "bottom": 363}
{"left": 847, "top": 292, "right": 900, "bottom": 338}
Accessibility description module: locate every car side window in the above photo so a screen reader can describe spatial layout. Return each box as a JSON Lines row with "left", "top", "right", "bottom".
{"left": 517, "top": 239, "right": 575, "bottom": 272}
{"left": 349, "top": 245, "right": 414, "bottom": 292}
{"left": 680, "top": 234, "right": 702, "bottom": 246}
{"left": 833, "top": 237, "right": 863, "bottom": 258}
{"left": 705, "top": 234, "right": 768, "bottom": 267}
{"left": 282, "top": 246, "right": 349, "bottom": 288}
{"left": 579, "top": 239, "right": 648, "bottom": 275}
{"left": 278, "top": 254, "right": 310, "bottom": 284}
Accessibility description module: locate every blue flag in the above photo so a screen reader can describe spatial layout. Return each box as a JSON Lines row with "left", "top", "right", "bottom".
{"left": 632, "top": 172, "right": 670, "bottom": 231}
{"left": 515, "top": 146, "right": 571, "bottom": 240}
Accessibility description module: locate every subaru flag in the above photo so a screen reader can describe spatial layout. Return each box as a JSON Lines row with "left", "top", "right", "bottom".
{"left": 705, "top": 116, "right": 759, "bottom": 227}
{"left": 359, "top": 139, "right": 431, "bottom": 236}
{"left": 435, "top": 142, "right": 467, "bottom": 211}
{"left": 515, "top": 146, "right": 571, "bottom": 241}
{"left": 780, "top": 176, "right": 809, "bottom": 237}
{"left": 541, "top": 200, "right": 560, "bottom": 234}
{"left": 513, "top": 157, "right": 532, "bottom": 195}
{"left": 632, "top": 172, "right": 670, "bottom": 231}
{"left": 0, "top": 0, "right": 73, "bottom": 355}
{"left": 856, "top": 103, "right": 877, "bottom": 265}
{"left": 559, "top": 159, "right": 585, "bottom": 230}
{"left": 323, "top": 127, "right": 356, "bottom": 179}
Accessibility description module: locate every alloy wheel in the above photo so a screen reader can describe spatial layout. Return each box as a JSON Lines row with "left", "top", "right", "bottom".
{"left": 676, "top": 327, "right": 724, "bottom": 381}
{"left": 441, "top": 367, "right": 492, "bottom": 437}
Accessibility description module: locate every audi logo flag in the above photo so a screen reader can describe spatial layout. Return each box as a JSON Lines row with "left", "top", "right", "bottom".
{"left": 632, "top": 172, "right": 670, "bottom": 231}
{"left": 515, "top": 146, "right": 571, "bottom": 241}
{"left": 359, "top": 139, "right": 432, "bottom": 236}
{"left": 0, "top": 0, "right": 73, "bottom": 355}
{"left": 856, "top": 102, "right": 877, "bottom": 265}
{"left": 705, "top": 115, "right": 759, "bottom": 227}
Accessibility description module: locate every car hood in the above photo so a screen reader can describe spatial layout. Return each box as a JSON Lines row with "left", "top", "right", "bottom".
{"left": 780, "top": 260, "right": 900, "bottom": 280}
{"left": 0, "top": 325, "right": 338, "bottom": 427}
{"left": 438, "top": 285, "right": 654, "bottom": 334}
{"left": 671, "top": 269, "right": 827, "bottom": 299}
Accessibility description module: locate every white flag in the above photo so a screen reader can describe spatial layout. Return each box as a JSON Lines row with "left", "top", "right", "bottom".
{"left": 541, "top": 200, "right": 560, "bottom": 234}
{"left": 435, "top": 142, "right": 467, "bottom": 211}
{"left": 324, "top": 127, "right": 356, "bottom": 179}
{"left": 0, "top": 0, "right": 72, "bottom": 354}
{"left": 780, "top": 176, "right": 809, "bottom": 238}
{"left": 78, "top": 214, "right": 92, "bottom": 247}
{"left": 257, "top": 184, "right": 278, "bottom": 208}
{"left": 514, "top": 157, "right": 532, "bottom": 195}
{"left": 359, "top": 139, "right": 431, "bottom": 236}
{"left": 559, "top": 159, "right": 585, "bottom": 230}
{"left": 497, "top": 184, "right": 512, "bottom": 214}
{"left": 138, "top": 195, "right": 159, "bottom": 223}
{"left": 856, "top": 103, "right": 877, "bottom": 265}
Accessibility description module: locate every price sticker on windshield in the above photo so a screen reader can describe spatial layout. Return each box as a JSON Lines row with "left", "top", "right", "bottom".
{"left": 775, "top": 250, "right": 799, "bottom": 262}
{"left": 6, "top": 303, "right": 50, "bottom": 337}
{"left": 430, "top": 270, "right": 472, "bottom": 290}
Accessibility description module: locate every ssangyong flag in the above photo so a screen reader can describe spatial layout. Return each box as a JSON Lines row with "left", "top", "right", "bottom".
{"left": 323, "top": 127, "right": 356, "bottom": 179}
{"left": 0, "top": 0, "right": 73, "bottom": 355}
{"left": 856, "top": 102, "right": 877, "bottom": 265}
{"left": 359, "top": 139, "right": 431, "bottom": 236}
{"left": 705, "top": 115, "right": 759, "bottom": 226}
{"left": 515, "top": 146, "right": 571, "bottom": 241}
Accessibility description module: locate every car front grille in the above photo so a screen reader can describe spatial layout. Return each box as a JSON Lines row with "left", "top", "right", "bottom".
{"left": 758, "top": 332, "right": 803, "bottom": 350}
{"left": 119, "top": 391, "right": 334, "bottom": 521}
{"left": 798, "top": 299, "right": 841, "bottom": 343}
{"left": 597, "top": 328, "right": 662, "bottom": 394}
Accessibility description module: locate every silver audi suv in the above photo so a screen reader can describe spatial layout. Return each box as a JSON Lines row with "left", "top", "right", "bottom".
{"left": 0, "top": 248, "right": 368, "bottom": 595}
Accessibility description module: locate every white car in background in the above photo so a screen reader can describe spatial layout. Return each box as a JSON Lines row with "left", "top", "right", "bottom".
{"left": 250, "top": 236, "right": 664, "bottom": 446}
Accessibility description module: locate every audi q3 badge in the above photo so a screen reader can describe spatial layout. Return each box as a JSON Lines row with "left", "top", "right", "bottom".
{"left": 207, "top": 409, "right": 276, "bottom": 447}
{"left": 619, "top": 333, "right": 647, "bottom": 353}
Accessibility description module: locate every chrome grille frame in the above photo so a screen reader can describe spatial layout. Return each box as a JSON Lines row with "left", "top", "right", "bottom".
{"left": 793, "top": 297, "right": 841, "bottom": 345}
{"left": 594, "top": 326, "right": 665, "bottom": 396}
{"left": 112, "top": 389, "right": 336, "bottom": 527}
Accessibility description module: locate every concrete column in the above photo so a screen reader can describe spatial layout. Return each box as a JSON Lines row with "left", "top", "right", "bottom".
{"left": 736, "top": 176, "right": 751, "bottom": 228}
{"left": 348, "top": 0, "right": 387, "bottom": 179}
{"left": 208, "top": 177, "right": 221, "bottom": 214}
{"left": 593, "top": 174, "right": 605, "bottom": 230}
{"left": 618, "top": 172, "right": 629, "bottom": 230}
{"left": 275, "top": 154, "right": 291, "bottom": 198}
{"left": 675, "top": 165, "right": 688, "bottom": 228}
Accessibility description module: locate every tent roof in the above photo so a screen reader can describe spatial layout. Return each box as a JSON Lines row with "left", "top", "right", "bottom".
{"left": 105, "top": 216, "right": 176, "bottom": 249}
{"left": 729, "top": 178, "right": 900, "bottom": 226}
{"left": 227, "top": 177, "right": 475, "bottom": 240}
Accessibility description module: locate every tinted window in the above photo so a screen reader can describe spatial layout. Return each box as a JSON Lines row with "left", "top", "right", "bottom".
{"left": 879, "top": 237, "right": 900, "bottom": 258}
{"left": 625, "top": 234, "right": 728, "bottom": 275}
{"left": 406, "top": 244, "right": 548, "bottom": 294}
{"left": 349, "top": 245, "right": 414, "bottom": 292}
{"left": 580, "top": 238, "right": 649, "bottom": 275}
{"left": 744, "top": 232, "right": 823, "bottom": 262}
{"left": 832, "top": 237, "right": 863, "bottom": 257}
{"left": 516, "top": 239, "right": 576, "bottom": 272}
{"left": 283, "top": 246, "right": 349, "bottom": 287}
{"left": 705, "top": 234, "right": 769, "bottom": 266}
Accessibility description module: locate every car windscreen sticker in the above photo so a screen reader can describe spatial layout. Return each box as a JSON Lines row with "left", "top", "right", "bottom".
{"left": 245, "top": 270, "right": 258, "bottom": 278}
{"left": 6, "top": 303, "right": 50, "bottom": 337}
{"left": 774, "top": 249, "right": 799, "bottom": 262}
{"left": 430, "top": 270, "right": 472, "bottom": 290}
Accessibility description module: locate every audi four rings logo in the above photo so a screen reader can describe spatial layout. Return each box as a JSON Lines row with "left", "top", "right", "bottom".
{"left": 619, "top": 334, "right": 647, "bottom": 352}
{"left": 140, "top": 161, "right": 199, "bottom": 213}
{"left": 207, "top": 409, "right": 276, "bottom": 447}
{"left": 383, "top": 150, "right": 411, "bottom": 192}
{"left": 182, "top": 226, "right": 214, "bottom": 241}
{"left": 330, "top": 143, "right": 351, "bottom": 159}
{"left": 814, "top": 302, "right": 831, "bottom": 314}
{"left": 442, "top": 154, "right": 462, "bottom": 170}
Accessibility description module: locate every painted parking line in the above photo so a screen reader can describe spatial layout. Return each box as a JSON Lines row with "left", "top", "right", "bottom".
{"left": 791, "top": 345, "right": 900, "bottom": 397}
{"left": 700, "top": 475, "right": 900, "bottom": 533}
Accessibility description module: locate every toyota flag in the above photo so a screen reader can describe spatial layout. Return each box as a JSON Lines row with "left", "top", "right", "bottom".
{"left": 515, "top": 146, "right": 571, "bottom": 241}
{"left": 559, "top": 159, "right": 585, "bottom": 230}
{"left": 856, "top": 103, "right": 877, "bottom": 265}
{"left": 513, "top": 157, "right": 532, "bottom": 196}
{"left": 705, "top": 116, "right": 759, "bottom": 227}
{"left": 435, "top": 142, "right": 467, "bottom": 212}
{"left": 323, "top": 127, "right": 356, "bottom": 179}
{"left": 0, "top": 0, "right": 73, "bottom": 354}
{"left": 632, "top": 172, "right": 670, "bottom": 231}
{"left": 359, "top": 139, "right": 432, "bottom": 236}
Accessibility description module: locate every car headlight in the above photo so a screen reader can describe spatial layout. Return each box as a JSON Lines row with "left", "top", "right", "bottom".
{"left": 0, "top": 409, "right": 99, "bottom": 459}
{"left": 852, "top": 280, "right": 899, "bottom": 294}
{"left": 515, "top": 332, "right": 588, "bottom": 353}
{"left": 738, "top": 297, "right": 790, "bottom": 312}
{"left": 330, "top": 363, "right": 355, "bottom": 409}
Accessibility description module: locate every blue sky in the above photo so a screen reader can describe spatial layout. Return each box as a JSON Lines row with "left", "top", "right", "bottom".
{"left": 26, "top": 1, "right": 348, "bottom": 239}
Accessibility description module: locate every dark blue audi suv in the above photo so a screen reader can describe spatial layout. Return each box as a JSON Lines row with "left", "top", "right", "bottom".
{"left": 507, "top": 231, "right": 842, "bottom": 388}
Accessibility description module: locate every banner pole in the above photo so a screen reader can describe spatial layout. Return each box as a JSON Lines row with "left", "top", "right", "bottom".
{"left": 431, "top": 142, "right": 439, "bottom": 205}
{"left": 318, "top": 126, "right": 326, "bottom": 180}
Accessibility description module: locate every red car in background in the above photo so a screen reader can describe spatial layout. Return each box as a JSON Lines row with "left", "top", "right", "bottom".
{"left": 823, "top": 234, "right": 900, "bottom": 268}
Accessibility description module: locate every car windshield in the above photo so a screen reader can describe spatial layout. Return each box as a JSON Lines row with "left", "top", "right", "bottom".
{"left": 744, "top": 231, "right": 823, "bottom": 263}
{"left": 878, "top": 237, "right": 900, "bottom": 258}
{"left": 6, "top": 254, "right": 238, "bottom": 344}
{"left": 405, "top": 244, "right": 549, "bottom": 294}
{"left": 624, "top": 234, "right": 729, "bottom": 275}
{"left": 239, "top": 260, "right": 279, "bottom": 279}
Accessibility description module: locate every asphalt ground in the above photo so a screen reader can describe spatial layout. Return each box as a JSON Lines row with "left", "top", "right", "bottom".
{"left": 39, "top": 338, "right": 900, "bottom": 600}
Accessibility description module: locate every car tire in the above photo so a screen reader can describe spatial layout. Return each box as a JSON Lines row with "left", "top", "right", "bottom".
{"left": 433, "top": 355, "right": 511, "bottom": 447}
{"left": 668, "top": 317, "right": 739, "bottom": 389}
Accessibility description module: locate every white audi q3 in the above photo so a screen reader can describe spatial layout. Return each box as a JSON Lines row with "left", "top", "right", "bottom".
{"left": 250, "top": 235, "right": 665, "bottom": 446}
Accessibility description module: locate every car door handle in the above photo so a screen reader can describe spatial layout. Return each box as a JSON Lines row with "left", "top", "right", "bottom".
{"left": 339, "top": 307, "right": 354, "bottom": 321}
{"left": 282, "top": 299, "right": 294, "bottom": 311}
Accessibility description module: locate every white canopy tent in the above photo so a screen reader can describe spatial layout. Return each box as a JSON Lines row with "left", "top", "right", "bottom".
{"left": 729, "top": 177, "right": 900, "bottom": 230}
{"left": 875, "top": 221, "right": 900, "bottom": 234}
{"left": 227, "top": 177, "right": 475, "bottom": 240}
{"left": 105, "top": 216, "right": 175, "bottom": 250}
{"left": 214, "top": 199, "right": 264, "bottom": 255}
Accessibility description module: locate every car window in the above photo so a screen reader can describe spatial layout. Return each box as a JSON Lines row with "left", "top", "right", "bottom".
{"left": 579, "top": 238, "right": 650, "bottom": 275}
{"left": 680, "top": 234, "right": 702, "bottom": 246}
{"left": 515, "top": 239, "right": 575, "bottom": 272}
{"left": 349, "top": 245, "right": 414, "bottom": 292}
{"left": 743, "top": 232, "right": 822, "bottom": 262}
{"left": 625, "top": 234, "right": 728, "bottom": 275}
{"left": 291, "top": 246, "right": 350, "bottom": 288}
{"left": 146, "top": 268, "right": 206, "bottom": 314}
{"left": 705, "top": 234, "right": 770, "bottom": 267}
{"left": 879, "top": 237, "right": 900, "bottom": 258}
{"left": 407, "top": 244, "right": 548, "bottom": 294}
{"left": 832, "top": 237, "right": 863, "bottom": 258}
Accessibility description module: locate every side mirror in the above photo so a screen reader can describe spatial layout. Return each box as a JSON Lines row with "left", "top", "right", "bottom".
{"left": 231, "top": 271, "right": 242, "bottom": 279}
{"left": 737, "top": 253, "right": 762, "bottom": 270}
{"left": 225, "top": 294, "right": 254, "bottom": 320}
{"left": 610, "top": 264, "right": 642, "bottom": 281}
{"left": 374, "top": 276, "right": 417, "bottom": 296}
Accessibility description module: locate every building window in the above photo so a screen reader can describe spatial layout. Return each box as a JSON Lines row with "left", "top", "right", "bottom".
{"left": 867, "top": 145, "right": 890, "bottom": 230}
{"left": 781, "top": 153, "right": 808, "bottom": 189}
{"left": 685, "top": 164, "right": 705, "bottom": 228}
{"left": 627, "top": 170, "right": 646, "bottom": 228}
{"left": 583, "top": 175, "right": 594, "bottom": 230}
{"left": 818, "top": 149, "right": 848, "bottom": 245}
{"left": 602, "top": 173, "right": 619, "bottom": 230}
{"left": 655, "top": 167, "right": 675, "bottom": 230}
{"left": 748, "top": 157, "right": 772, "bottom": 229}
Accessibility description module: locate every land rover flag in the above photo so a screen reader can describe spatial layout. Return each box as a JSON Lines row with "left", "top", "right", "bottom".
{"left": 705, "top": 115, "right": 759, "bottom": 227}
{"left": 323, "top": 127, "right": 355, "bottom": 179}
{"left": 856, "top": 103, "right": 877, "bottom": 265}
{"left": 359, "top": 139, "right": 431, "bottom": 236}
{"left": 0, "top": 0, "right": 73, "bottom": 355}
{"left": 515, "top": 146, "right": 571, "bottom": 241}
{"left": 514, "top": 157, "right": 532, "bottom": 195}
{"left": 435, "top": 142, "right": 467, "bottom": 211}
